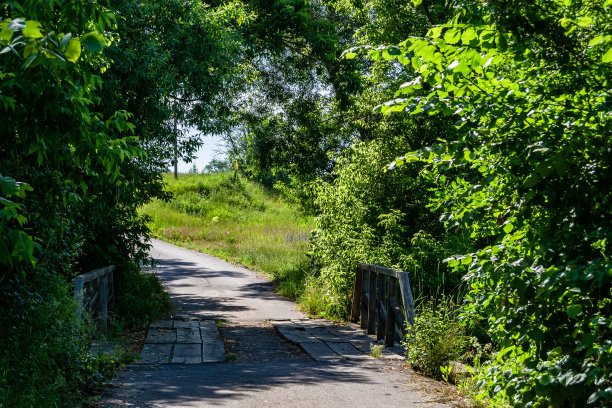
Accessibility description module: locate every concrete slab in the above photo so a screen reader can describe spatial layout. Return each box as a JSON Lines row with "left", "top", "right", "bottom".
{"left": 146, "top": 327, "right": 177, "bottom": 344}
{"left": 150, "top": 320, "right": 173, "bottom": 329}
{"left": 202, "top": 339, "right": 225, "bottom": 363}
{"left": 172, "top": 343, "right": 202, "bottom": 364}
{"left": 139, "top": 343, "right": 172, "bottom": 364}
{"left": 326, "top": 342, "right": 368, "bottom": 360}
{"left": 177, "top": 327, "right": 202, "bottom": 344}
{"left": 300, "top": 342, "right": 344, "bottom": 363}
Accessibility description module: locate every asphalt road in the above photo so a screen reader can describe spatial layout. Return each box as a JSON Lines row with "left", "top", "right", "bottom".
{"left": 104, "top": 239, "right": 459, "bottom": 408}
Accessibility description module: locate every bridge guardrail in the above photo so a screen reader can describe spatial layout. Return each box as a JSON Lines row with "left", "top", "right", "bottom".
{"left": 351, "top": 263, "right": 415, "bottom": 347}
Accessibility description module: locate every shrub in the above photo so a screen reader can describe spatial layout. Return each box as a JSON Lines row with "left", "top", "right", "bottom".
{"left": 402, "top": 299, "right": 468, "bottom": 380}
{"left": 0, "top": 273, "right": 118, "bottom": 407}
{"left": 115, "top": 262, "right": 172, "bottom": 327}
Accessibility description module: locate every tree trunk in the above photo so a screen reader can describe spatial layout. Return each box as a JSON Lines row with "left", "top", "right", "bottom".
{"left": 173, "top": 115, "right": 178, "bottom": 179}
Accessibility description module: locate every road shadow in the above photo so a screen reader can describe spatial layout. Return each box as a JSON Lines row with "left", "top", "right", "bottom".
{"left": 104, "top": 360, "right": 390, "bottom": 407}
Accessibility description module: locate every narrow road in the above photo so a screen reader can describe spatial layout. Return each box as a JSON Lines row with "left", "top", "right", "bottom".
{"left": 104, "top": 239, "right": 459, "bottom": 407}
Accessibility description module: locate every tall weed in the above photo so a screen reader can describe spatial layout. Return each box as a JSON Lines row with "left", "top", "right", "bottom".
{"left": 402, "top": 297, "right": 468, "bottom": 380}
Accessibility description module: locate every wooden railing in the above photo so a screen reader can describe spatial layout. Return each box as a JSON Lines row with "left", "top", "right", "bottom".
{"left": 350, "top": 263, "right": 415, "bottom": 347}
{"left": 74, "top": 265, "right": 115, "bottom": 334}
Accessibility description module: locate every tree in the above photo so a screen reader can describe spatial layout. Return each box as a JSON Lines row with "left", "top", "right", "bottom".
{"left": 0, "top": 1, "right": 143, "bottom": 404}
{"left": 101, "top": 0, "right": 252, "bottom": 179}
{"left": 362, "top": 0, "right": 612, "bottom": 405}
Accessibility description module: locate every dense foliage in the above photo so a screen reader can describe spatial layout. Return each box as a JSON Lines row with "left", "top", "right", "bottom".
{"left": 0, "top": 0, "right": 141, "bottom": 404}
{"left": 309, "top": 136, "right": 470, "bottom": 318}
{"left": 353, "top": 0, "right": 611, "bottom": 405}
{"left": 0, "top": 0, "right": 248, "bottom": 405}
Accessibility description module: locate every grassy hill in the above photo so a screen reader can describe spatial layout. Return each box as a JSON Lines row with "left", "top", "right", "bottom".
{"left": 142, "top": 172, "right": 316, "bottom": 304}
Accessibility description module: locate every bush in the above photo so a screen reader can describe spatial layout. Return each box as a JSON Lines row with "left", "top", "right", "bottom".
{"left": 115, "top": 262, "right": 172, "bottom": 328}
{"left": 309, "top": 137, "right": 471, "bottom": 319}
{"left": 0, "top": 273, "right": 118, "bottom": 407}
{"left": 402, "top": 299, "right": 468, "bottom": 380}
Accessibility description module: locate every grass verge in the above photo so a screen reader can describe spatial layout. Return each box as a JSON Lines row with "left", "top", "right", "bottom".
{"left": 141, "top": 172, "right": 315, "bottom": 303}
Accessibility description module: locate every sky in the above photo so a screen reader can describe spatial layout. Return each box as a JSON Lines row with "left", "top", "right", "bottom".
{"left": 176, "top": 131, "right": 228, "bottom": 173}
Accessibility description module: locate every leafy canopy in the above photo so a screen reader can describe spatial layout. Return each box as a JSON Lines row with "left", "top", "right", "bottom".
{"left": 349, "top": 0, "right": 612, "bottom": 405}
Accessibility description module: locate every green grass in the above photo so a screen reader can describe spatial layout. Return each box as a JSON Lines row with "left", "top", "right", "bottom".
{"left": 141, "top": 172, "right": 315, "bottom": 302}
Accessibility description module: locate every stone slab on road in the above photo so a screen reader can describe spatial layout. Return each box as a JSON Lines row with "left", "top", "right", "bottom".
{"left": 138, "top": 319, "right": 225, "bottom": 364}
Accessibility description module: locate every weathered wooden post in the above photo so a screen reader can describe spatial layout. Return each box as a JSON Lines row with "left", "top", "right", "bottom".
{"left": 398, "top": 272, "right": 415, "bottom": 327}
{"left": 385, "top": 276, "right": 397, "bottom": 347}
{"left": 351, "top": 264, "right": 363, "bottom": 323}
{"left": 367, "top": 266, "right": 377, "bottom": 335}
{"left": 376, "top": 271, "right": 386, "bottom": 341}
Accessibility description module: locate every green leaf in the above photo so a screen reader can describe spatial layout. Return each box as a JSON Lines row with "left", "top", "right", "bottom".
{"left": 23, "top": 20, "right": 43, "bottom": 38}
{"left": 23, "top": 43, "right": 37, "bottom": 58}
{"left": 603, "top": 48, "right": 612, "bottom": 63}
{"left": 461, "top": 28, "right": 477, "bottom": 44}
{"left": 81, "top": 32, "right": 106, "bottom": 52}
{"left": 566, "top": 304, "right": 582, "bottom": 318}
{"left": 522, "top": 174, "right": 539, "bottom": 188}
{"left": 589, "top": 35, "right": 604, "bottom": 46}
{"left": 65, "top": 38, "right": 81, "bottom": 62}
{"left": 461, "top": 255, "right": 472, "bottom": 265}
{"left": 496, "top": 34, "right": 508, "bottom": 52}
{"left": 539, "top": 374, "right": 555, "bottom": 386}
{"left": 0, "top": 23, "right": 13, "bottom": 42}
{"left": 503, "top": 223, "right": 514, "bottom": 234}
{"left": 444, "top": 29, "right": 461, "bottom": 45}
{"left": 60, "top": 33, "right": 72, "bottom": 48}
{"left": 412, "top": 0, "right": 423, "bottom": 6}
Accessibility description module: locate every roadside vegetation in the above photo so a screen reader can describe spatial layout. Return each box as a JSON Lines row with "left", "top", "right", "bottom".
{"left": 143, "top": 172, "right": 314, "bottom": 302}
{"left": 2, "top": 0, "right": 609, "bottom": 407}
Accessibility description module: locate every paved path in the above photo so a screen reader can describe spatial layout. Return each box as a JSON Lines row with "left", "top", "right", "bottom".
{"left": 104, "top": 239, "right": 459, "bottom": 407}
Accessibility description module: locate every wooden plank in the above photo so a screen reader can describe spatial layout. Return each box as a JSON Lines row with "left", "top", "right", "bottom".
{"left": 145, "top": 327, "right": 176, "bottom": 344}
{"left": 108, "top": 270, "right": 114, "bottom": 313}
{"left": 172, "top": 343, "right": 202, "bottom": 364}
{"left": 376, "top": 273, "right": 385, "bottom": 341}
{"left": 350, "top": 265, "right": 363, "bottom": 323}
{"left": 100, "top": 274, "right": 108, "bottom": 334}
{"left": 74, "top": 275, "right": 85, "bottom": 322}
{"left": 77, "top": 265, "right": 115, "bottom": 284}
{"left": 393, "top": 305, "right": 406, "bottom": 337}
{"left": 385, "top": 276, "right": 396, "bottom": 347}
{"left": 326, "top": 342, "right": 367, "bottom": 360}
{"left": 177, "top": 327, "right": 202, "bottom": 344}
{"left": 367, "top": 270, "right": 377, "bottom": 335}
{"left": 358, "top": 263, "right": 401, "bottom": 279}
{"left": 398, "top": 272, "right": 416, "bottom": 327}
{"left": 299, "top": 341, "right": 343, "bottom": 362}
{"left": 139, "top": 343, "right": 172, "bottom": 364}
